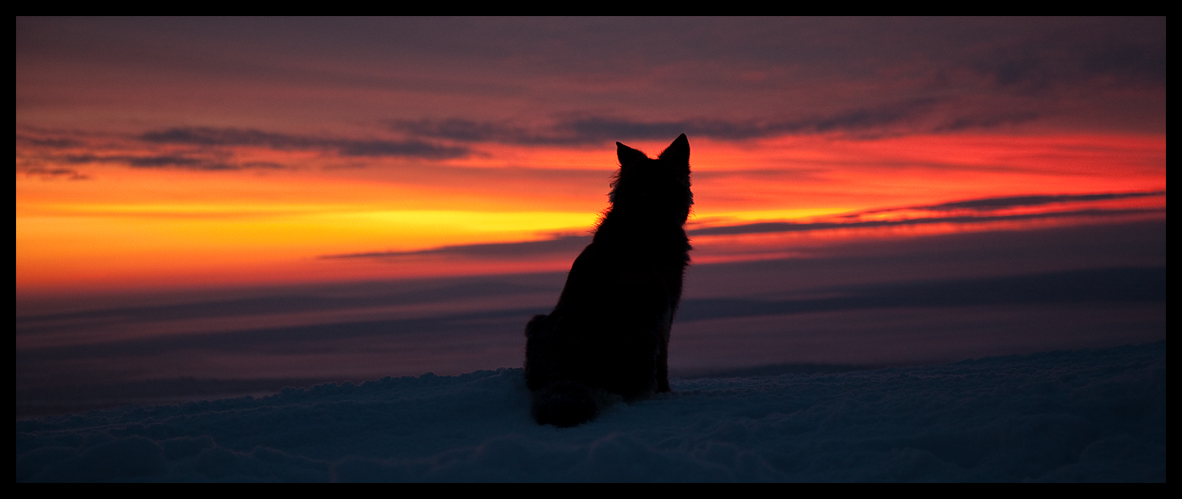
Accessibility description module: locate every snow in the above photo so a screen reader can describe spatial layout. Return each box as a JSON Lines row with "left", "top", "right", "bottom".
{"left": 16, "top": 341, "right": 1165, "bottom": 482}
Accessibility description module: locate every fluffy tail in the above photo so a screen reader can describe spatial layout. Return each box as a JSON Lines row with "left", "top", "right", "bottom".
{"left": 525, "top": 313, "right": 620, "bottom": 427}
{"left": 531, "top": 380, "right": 603, "bottom": 428}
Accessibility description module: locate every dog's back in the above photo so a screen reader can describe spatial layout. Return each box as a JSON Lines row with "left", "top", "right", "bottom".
{"left": 524, "top": 134, "right": 692, "bottom": 427}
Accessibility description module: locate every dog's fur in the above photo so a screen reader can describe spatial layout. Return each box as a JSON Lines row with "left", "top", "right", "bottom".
{"left": 524, "top": 134, "right": 692, "bottom": 427}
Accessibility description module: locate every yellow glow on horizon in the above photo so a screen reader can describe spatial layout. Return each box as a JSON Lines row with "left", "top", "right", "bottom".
{"left": 16, "top": 131, "right": 1166, "bottom": 295}
{"left": 16, "top": 208, "right": 597, "bottom": 266}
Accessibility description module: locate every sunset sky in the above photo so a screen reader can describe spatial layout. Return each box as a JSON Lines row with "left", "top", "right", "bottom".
{"left": 15, "top": 19, "right": 1166, "bottom": 406}
{"left": 17, "top": 17, "right": 1165, "bottom": 294}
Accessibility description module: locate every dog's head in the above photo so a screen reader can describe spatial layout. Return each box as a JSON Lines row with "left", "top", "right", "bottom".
{"left": 609, "top": 134, "right": 693, "bottom": 222}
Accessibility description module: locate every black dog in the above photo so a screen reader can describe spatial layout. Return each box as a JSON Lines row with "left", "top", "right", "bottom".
{"left": 524, "top": 134, "right": 692, "bottom": 427}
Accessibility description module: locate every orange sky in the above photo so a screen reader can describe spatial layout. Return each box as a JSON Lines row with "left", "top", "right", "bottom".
{"left": 16, "top": 132, "right": 1165, "bottom": 295}
{"left": 16, "top": 18, "right": 1166, "bottom": 297}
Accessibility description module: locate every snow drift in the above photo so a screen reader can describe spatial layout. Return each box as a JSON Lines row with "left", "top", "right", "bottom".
{"left": 16, "top": 341, "right": 1164, "bottom": 482}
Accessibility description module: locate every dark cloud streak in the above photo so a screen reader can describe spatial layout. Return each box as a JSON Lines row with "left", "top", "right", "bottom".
{"left": 16, "top": 134, "right": 83, "bottom": 148}
{"left": 389, "top": 99, "right": 1043, "bottom": 145}
{"left": 321, "top": 234, "right": 592, "bottom": 260}
{"left": 58, "top": 153, "right": 279, "bottom": 171}
{"left": 21, "top": 166, "right": 90, "bottom": 180}
{"left": 914, "top": 191, "right": 1166, "bottom": 212}
{"left": 141, "top": 127, "right": 470, "bottom": 159}
{"left": 692, "top": 208, "right": 1164, "bottom": 237}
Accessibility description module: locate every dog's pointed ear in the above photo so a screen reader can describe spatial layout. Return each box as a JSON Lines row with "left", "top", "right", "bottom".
{"left": 617, "top": 142, "right": 649, "bottom": 167}
{"left": 658, "top": 134, "right": 689, "bottom": 164}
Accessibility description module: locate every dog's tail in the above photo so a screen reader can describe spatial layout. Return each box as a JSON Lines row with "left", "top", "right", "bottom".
{"left": 531, "top": 380, "right": 607, "bottom": 428}
{"left": 524, "top": 313, "right": 617, "bottom": 427}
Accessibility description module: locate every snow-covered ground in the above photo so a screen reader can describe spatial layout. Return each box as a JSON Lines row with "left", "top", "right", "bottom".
{"left": 16, "top": 340, "right": 1165, "bottom": 482}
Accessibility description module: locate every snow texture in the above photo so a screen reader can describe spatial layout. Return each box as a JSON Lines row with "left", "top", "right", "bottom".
{"left": 16, "top": 341, "right": 1165, "bottom": 482}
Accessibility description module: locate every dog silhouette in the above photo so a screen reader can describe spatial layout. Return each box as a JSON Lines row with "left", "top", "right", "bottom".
{"left": 524, "top": 134, "right": 692, "bottom": 427}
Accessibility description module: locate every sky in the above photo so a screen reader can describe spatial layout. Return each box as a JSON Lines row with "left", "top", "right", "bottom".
{"left": 15, "top": 18, "right": 1166, "bottom": 407}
